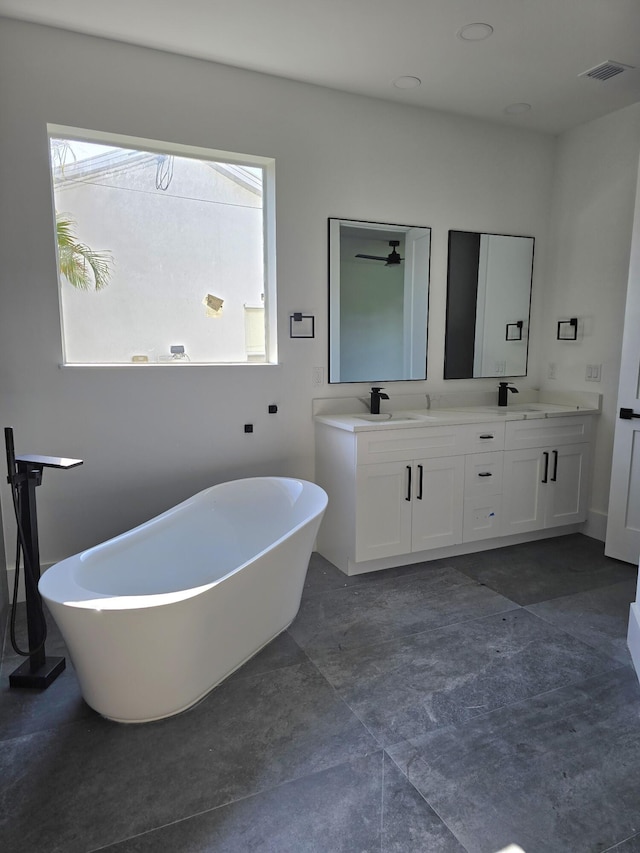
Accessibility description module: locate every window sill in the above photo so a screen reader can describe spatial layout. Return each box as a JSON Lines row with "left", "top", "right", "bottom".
{"left": 58, "top": 361, "right": 280, "bottom": 368}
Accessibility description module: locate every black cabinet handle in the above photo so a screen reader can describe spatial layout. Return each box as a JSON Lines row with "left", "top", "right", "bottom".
{"left": 479, "top": 434, "right": 494, "bottom": 440}
{"left": 620, "top": 408, "right": 640, "bottom": 420}
{"left": 478, "top": 472, "right": 492, "bottom": 477}
{"left": 542, "top": 451, "right": 549, "bottom": 483}
{"left": 551, "top": 450, "right": 558, "bottom": 482}
{"left": 406, "top": 465, "right": 412, "bottom": 501}
{"left": 417, "top": 464, "right": 423, "bottom": 500}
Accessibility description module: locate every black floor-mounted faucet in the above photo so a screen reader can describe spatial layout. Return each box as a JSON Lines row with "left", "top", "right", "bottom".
{"left": 498, "top": 382, "right": 519, "bottom": 407}
{"left": 370, "top": 386, "right": 389, "bottom": 414}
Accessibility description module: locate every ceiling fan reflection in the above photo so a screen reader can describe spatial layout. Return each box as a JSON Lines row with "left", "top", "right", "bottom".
{"left": 355, "top": 239, "right": 404, "bottom": 266}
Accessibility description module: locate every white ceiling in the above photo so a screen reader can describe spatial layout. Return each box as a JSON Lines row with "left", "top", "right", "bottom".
{"left": 1, "top": 0, "right": 639, "bottom": 134}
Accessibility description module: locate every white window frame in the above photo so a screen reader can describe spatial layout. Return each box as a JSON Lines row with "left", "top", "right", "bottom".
{"left": 48, "top": 124, "right": 277, "bottom": 366}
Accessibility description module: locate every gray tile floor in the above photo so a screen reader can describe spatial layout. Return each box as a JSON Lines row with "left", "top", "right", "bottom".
{"left": 1, "top": 533, "right": 639, "bottom": 852}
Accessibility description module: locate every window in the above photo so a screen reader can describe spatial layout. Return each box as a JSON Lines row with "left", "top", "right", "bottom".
{"left": 48, "top": 127, "right": 276, "bottom": 365}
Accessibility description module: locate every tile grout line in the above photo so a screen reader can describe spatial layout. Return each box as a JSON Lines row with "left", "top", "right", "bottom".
{"left": 298, "top": 642, "right": 387, "bottom": 749}
{"left": 462, "top": 658, "right": 635, "bottom": 727}
{"left": 292, "top": 628, "right": 587, "bottom": 853}
{"left": 379, "top": 660, "right": 634, "bottom": 751}
{"left": 87, "top": 748, "right": 387, "bottom": 853}
{"left": 383, "top": 746, "right": 473, "bottom": 853}
{"left": 524, "top": 575, "right": 638, "bottom": 606}
{"left": 302, "top": 560, "right": 495, "bottom": 601}
{"left": 297, "top": 601, "right": 623, "bottom": 745}
{"left": 379, "top": 750, "right": 384, "bottom": 852}
{"left": 298, "top": 588, "right": 630, "bottom": 683}
{"left": 85, "top": 789, "right": 278, "bottom": 852}
{"left": 295, "top": 600, "right": 523, "bottom": 664}
{"left": 302, "top": 560, "right": 451, "bottom": 597}
{"left": 522, "top": 604, "right": 632, "bottom": 666}
{"left": 599, "top": 828, "right": 640, "bottom": 852}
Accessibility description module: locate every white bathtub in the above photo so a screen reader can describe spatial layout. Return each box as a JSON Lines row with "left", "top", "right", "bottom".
{"left": 39, "top": 477, "right": 327, "bottom": 723}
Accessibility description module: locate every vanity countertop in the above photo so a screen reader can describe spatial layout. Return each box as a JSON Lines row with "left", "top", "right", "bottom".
{"left": 314, "top": 402, "right": 600, "bottom": 432}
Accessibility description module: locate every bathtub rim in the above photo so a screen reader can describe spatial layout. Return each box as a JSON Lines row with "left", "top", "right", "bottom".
{"left": 39, "top": 476, "right": 327, "bottom": 612}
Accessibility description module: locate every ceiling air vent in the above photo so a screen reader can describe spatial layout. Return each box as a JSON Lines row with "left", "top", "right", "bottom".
{"left": 579, "top": 61, "right": 635, "bottom": 82}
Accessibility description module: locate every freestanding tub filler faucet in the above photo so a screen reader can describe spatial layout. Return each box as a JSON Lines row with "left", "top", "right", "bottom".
{"left": 4, "top": 426, "right": 83, "bottom": 689}
{"left": 370, "top": 387, "right": 389, "bottom": 414}
{"left": 498, "top": 382, "right": 519, "bottom": 407}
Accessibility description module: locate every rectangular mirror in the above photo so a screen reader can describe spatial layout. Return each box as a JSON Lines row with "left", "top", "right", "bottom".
{"left": 444, "top": 230, "right": 534, "bottom": 379}
{"left": 328, "top": 218, "right": 431, "bottom": 383}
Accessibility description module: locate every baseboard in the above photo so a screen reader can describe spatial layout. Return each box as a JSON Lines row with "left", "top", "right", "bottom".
{"left": 582, "top": 509, "right": 607, "bottom": 542}
{"left": 340, "top": 524, "right": 583, "bottom": 576}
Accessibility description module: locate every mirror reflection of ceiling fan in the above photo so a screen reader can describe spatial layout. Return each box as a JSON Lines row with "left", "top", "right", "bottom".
{"left": 355, "top": 239, "right": 404, "bottom": 266}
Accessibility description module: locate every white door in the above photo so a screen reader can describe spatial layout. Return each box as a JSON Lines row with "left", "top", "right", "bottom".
{"left": 606, "top": 158, "right": 640, "bottom": 564}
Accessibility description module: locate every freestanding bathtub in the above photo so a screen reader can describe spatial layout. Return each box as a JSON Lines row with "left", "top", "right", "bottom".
{"left": 39, "top": 477, "right": 327, "bottom": 723}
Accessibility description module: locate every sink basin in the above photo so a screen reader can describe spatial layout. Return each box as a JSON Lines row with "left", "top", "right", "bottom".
{"left": 487, "top": 403, "right": 573, "bottom": 414}
{"left": 452, "top": 403, "right": 575, "bottom": 415}
{"left": 477, "top": 405, "right": 542, "bottom": 414}
{"left": 356, "top": 413, "right": 425, "bottom": 423}
{"left": 509, "top": 403, "right": 574, "bottom": 412}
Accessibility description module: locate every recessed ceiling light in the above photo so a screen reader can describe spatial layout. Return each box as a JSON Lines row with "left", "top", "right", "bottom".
{"left": 393, "top": 76, "right": 422, "bottom": 89}
{"left": 457, "top": 23, "right": 494, "bottom": 41}
{"left": 504, "top": 102, "right": 532, "bottom": 115}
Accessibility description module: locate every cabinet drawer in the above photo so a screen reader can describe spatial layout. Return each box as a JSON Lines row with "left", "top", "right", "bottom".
{"left": 463, "top": 496, "right": 501, "bottom": 542}
{"left": 464, "top": 452, "right": 503, "bottom": 497}
{"left": 505, "top": 416, "right": 592, "bottom": 450}
{"left": 466, "top": 422, "right": 505, "bottom": 453}
{"left": 356, "top": 425, "right": 468, "bottom": 465}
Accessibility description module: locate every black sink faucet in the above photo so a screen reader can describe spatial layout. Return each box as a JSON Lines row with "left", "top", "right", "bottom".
{"left": 370, "top": 386, "right": 389, "bottom": 414}
{"left": 498, "top": 382, "right": 519, "bottom": 407}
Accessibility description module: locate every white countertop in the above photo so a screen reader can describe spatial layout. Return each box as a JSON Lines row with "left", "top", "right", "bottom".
{"left": 314, "top": 402, "right": 600, "bottom": 432}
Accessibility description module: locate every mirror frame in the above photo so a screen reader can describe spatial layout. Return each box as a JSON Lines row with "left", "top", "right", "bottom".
{"left": 328, "top": 217, "right": 431, "bottom": 384}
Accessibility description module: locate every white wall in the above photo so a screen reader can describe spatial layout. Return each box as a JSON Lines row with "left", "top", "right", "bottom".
{"left": 0, "top": 17, "right": 560, "bottom": 568}
{"left": 541, "top": 103, "right": 640, "bottom": 537}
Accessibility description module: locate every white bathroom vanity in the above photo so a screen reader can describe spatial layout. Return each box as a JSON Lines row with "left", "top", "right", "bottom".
{"left": 314, "top": 393, "right": 601, "bottom": 575}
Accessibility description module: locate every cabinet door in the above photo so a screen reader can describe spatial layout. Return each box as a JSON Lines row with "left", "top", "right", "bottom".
{"left": 501, "top": 448, "right": 546, "bottom": 535}
{"left": 545, "top": 443, "right": 590, "bottom": 528}
{"left": 355, "top": 462, "right": 412, "bottom": 562}
{"left": 411, "top": 456, "right": 464, "bottom": 551}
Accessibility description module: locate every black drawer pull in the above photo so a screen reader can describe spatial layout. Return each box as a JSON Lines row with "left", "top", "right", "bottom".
{"left": 406, "top": 465, "right": 412, "bottom": 501}
{"left": 542, "top": 451, "right": 549, "bottom": 483}
{"left": 417, "top": 464, "right": 423, "bottom": 500}
{"left": 478, "top": 472, "right": 492, "bottom": 477}
{"left": 479, "top": 434, "right": 494, "bottom": 440}
{"left": 551, "top": 449, "right": 558, "bottom": 482}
